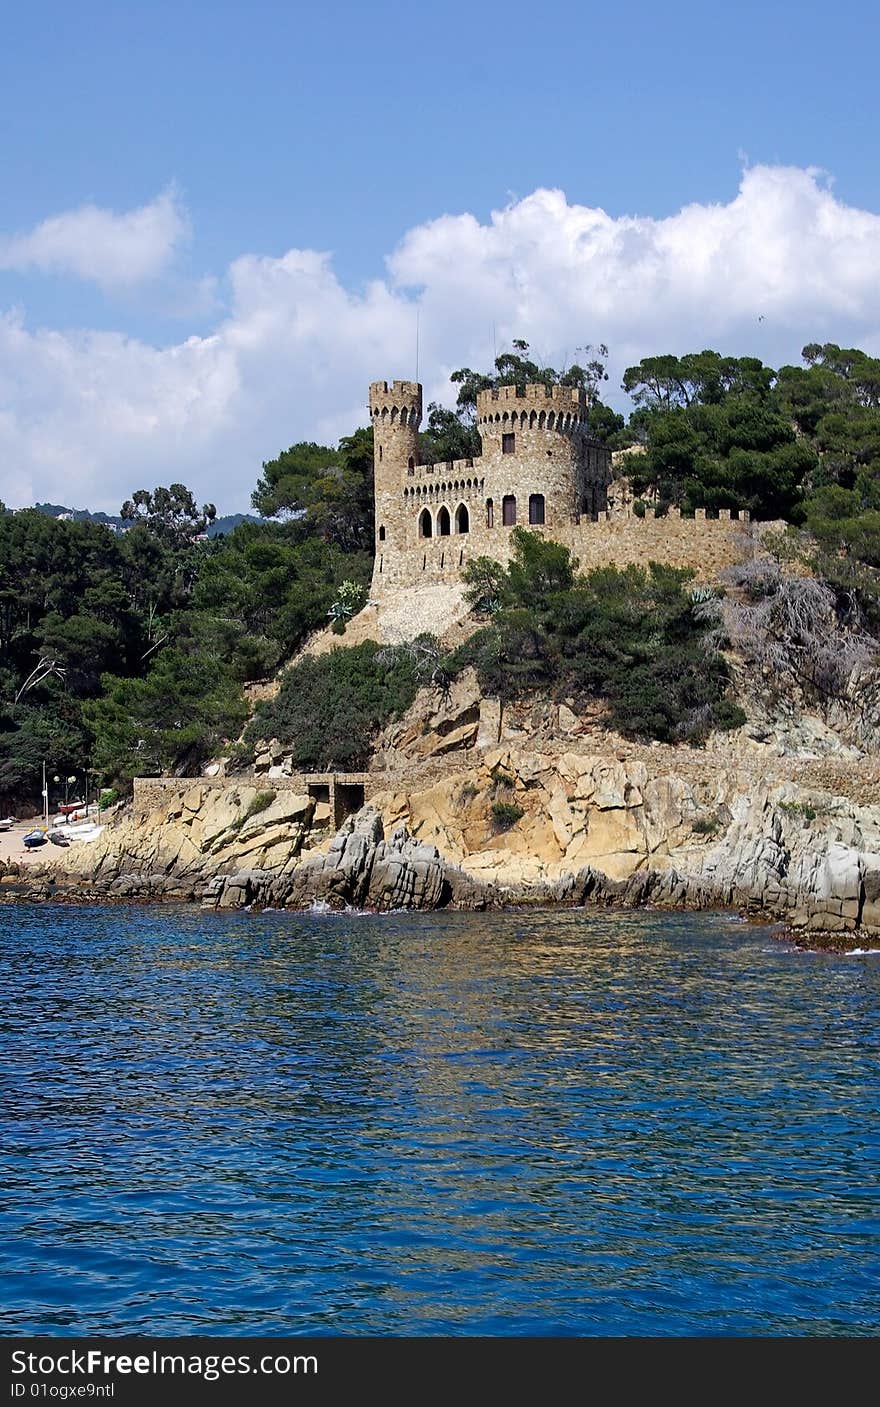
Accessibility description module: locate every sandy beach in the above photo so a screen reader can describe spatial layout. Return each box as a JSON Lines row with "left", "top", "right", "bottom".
{"left": 0, "top": 814, "right": 103, "bottom": 868}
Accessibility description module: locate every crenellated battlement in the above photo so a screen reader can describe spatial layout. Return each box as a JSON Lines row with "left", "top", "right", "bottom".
{"left": 369, "top": 380, "right": 423, "bottom": 430}
{"left": 366, "top": 368, "right": 761, "bottom": 598}
{"left": 477, "top": 382, "right": 588, "bottom": 415}
{"left": 369, "top": 379, "right": 422, "bottom": 401}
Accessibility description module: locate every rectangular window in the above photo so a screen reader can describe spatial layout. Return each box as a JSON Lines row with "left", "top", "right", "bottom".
{"left": 502, "top": 432, "right": 515, "bottom": 455}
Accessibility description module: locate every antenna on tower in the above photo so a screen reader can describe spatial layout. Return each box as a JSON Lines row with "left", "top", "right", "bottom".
{"left": 415, "top": 309, "right": 420, "bottom": 383}
{"left": 492, "top": 322, "right": 497, "bottom": 364}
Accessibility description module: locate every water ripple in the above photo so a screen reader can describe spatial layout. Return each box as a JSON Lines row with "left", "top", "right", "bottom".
{"left": 0, "top": 904, "right": 878, "bottom": 1335}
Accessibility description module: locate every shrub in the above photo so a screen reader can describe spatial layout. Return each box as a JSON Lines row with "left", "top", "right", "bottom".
{"left": 245, "top": 639, "right": 428, "bottom": 770}
{"left": 244, "top": 790, "right": 276, "bottom": 820}
{"left": 491, "top": 800, "right": 524, "bottom": 831}
{"left": 98, "top": 787, "right": 119, "bottom": 809}
{"left": 490, "top": 765, "right": 515, "bottom": 789}
{"left": 452, "top": 535, "right": 743, "bottom": 744}
{"left": 328, "top": 579, "right": 366, "bottom": 630}
{"left": 691, "top": 814, "right": 720, "bottom": 835}
{"left": 779, "top": 800, "right": 818, "bottom": 822}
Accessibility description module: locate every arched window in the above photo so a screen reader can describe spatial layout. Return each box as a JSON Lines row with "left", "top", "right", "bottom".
{"left": 437, "top": 505, "right": 451, "bottom": 536}
{"left": 486, "top": 497, "right": 494, "bottom": 528}
{"left": 379, "top": 445, "right": 383, "bottom": 462}
{"left": 455, "top": 503, "right": 470, "bottom": 534}
{"left": 528, "top": 493, "right": 545, "bottom": 526}
{"left": 419, "top": 508, "right": 432, "bottom": 538}
{"left": 502, "top": 495, "right": 517, "bottom": 527}
{"left": 408, "top": 456, "right": 415, "bottom": 470}
{"left": 378, "top": 524, "right": 386, "bottom": 541}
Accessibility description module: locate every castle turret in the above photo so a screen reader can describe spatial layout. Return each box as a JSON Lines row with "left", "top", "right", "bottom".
{"left": 369, "top": 380, "right": 422, "bottom": 553}
{"left": 475, "top": 383, "right": 609, "bottom": 523}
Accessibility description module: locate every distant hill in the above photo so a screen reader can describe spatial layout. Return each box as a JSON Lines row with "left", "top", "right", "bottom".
{"left": 34, "top": 502, "right": 126, "bottom": 531}
{"left": 208, "top": 513, "right": 262, "bottom": 537}
{"left": 32, "top": 503, "right": 261, "bottom": 537}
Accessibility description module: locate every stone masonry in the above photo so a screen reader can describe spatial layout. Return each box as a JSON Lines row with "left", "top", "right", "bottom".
{"left": 368, "top": 376, "right": 774, "bottom": 593}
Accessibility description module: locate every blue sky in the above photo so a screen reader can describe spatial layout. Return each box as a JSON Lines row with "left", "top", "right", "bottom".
{"left": 1, "top": 0, "right": 879, "bottom": 512}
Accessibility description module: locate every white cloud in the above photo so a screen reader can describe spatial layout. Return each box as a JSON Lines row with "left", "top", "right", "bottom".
{"left": 0, "top": 188, "right": 189, "bottom": 289}
{"left": 1, "top": 164, "right": 879, "bottom": 515}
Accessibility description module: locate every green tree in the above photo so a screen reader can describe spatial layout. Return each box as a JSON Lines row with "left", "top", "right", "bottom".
{"left": 619, "top": 351, "right": 816, "bottom": 518}
{"left": 86, "top": 641, "right": 247, "bottom": 782}
{"left": 244, "top": 640, "right": 427, "bottom": 770}
{"left": 251, "top": 428, "right": 375, "bottom": 551}
{"left": 453, "top": 533, "right": 741, "bottom": 743}
{"left": 193, "top": 520, "right": 371, "bottom": 678}
{"left": 121, "top": 483, "right": 216, "bottom": 545}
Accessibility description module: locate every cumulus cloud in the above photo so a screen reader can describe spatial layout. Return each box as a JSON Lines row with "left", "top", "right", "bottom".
{"left": 1, "top": 165, "right": 879, "bottom": 514}
{"left": 0, "top": 188, "right": 189, "bottom": 289}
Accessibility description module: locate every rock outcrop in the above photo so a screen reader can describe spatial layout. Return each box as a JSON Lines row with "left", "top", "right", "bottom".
{"left": 9, "top": 674, "right": 880, "bottom": 946}
{"left": 202, "top": 809, "right": 447, "bottom": 912}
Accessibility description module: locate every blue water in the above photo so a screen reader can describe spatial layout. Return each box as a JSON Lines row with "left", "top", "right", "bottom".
{"left": 0, "top": 903, "right": 878, "bottom": 1337}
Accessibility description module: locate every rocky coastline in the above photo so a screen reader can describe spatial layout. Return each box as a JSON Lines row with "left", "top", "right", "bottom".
{"left": 5, "top": 726, "right": 880, "bottom": 952}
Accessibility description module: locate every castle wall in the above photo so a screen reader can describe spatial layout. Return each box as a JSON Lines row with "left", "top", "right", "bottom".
{"left": 368, "top": 375, "right": 770, "bottom": 599}
{"left": 373, "top": 508, "right": 777, "bottom": 593}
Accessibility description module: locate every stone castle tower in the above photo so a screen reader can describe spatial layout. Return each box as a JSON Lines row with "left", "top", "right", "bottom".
{"left": 366, "top": 369, "right": 758, "bottom": 596}
{"left": 368, "top": 377, "right": 610, "bottom": 592}
{"left": 369, "top": 379, "right": 423, "bottom": 561}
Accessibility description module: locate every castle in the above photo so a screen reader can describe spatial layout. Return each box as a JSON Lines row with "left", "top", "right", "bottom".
{"left": 368, "top": 377, "right": 761, "bottom": 594}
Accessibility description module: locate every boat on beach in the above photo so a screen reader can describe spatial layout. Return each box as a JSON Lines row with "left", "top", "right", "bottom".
{"left": 23, "top": 829, "right": 48, "bottom": 849}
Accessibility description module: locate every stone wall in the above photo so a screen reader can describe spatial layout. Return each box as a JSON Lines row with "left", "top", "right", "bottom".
{"left": 366, "top": 374, "right": 789, "bottom": 595}
{"left": 370, "top": 377, "right": 614, "bottom": 595}
{"left": 373, "top": 507, "right": 779, "bottom": 591}
{"left": 133, "top": 772, "right": 372, "bottom": 829}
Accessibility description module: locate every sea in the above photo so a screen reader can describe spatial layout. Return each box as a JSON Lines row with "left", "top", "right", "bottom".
{"left": 1, "top": 902, "right": 878, "bottom": 1337}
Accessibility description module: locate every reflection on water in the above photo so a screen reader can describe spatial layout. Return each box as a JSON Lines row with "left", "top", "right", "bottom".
{"left": 1, "top": 904, "right": 878, "bottom": 1335}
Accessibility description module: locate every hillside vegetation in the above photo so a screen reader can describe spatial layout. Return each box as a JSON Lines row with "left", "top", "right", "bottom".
{"left": 1, "top": 341, "right": 878, "bottom": 807}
